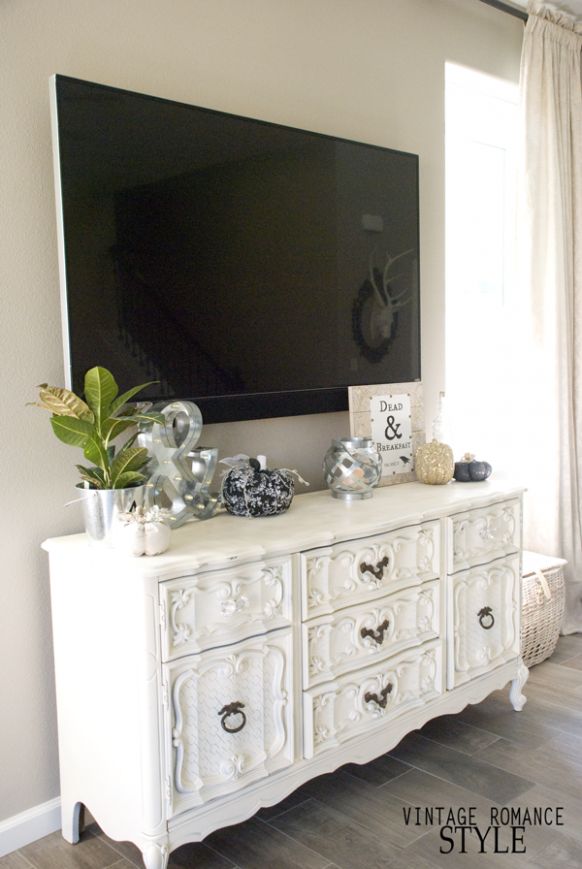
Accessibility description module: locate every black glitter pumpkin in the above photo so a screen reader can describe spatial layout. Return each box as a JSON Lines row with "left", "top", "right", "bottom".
{"left": 221, "top": 458, "right": 295, "bottom": 517}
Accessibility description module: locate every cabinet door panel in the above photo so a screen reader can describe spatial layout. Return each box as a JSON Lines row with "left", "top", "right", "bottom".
{"left": 303, "top": 580, "right": 440, "bottom": 688}
{"left": 164, "top": 630, "right": 293, "bottom": 815}
{"left": 301, "top": 521, "right": 440, "bottom": 619}
{"left": 449, "top": 555, "right": 520, "bottom": 688}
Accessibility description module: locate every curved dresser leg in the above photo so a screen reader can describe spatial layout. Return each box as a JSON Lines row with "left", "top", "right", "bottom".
{"left": 142, "top": 843, "right": 169, "bottom": 869}
{"left": 61, "top": 800, "right": 83, "bottom": 844}
{"left": 509, "top": 657, "right": 529, "bottom": 711}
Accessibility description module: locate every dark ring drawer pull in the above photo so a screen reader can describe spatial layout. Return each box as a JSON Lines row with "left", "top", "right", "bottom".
{"left": 360, "top": 619, "right": 390, "bottom": 645}
{"left": 218, "top": 701, "right": 246, "bottom": 733}
{"left": 364, "top": 683, "right": 393, "bottom": 709}
{"left": 360, "top": 556, "right": 389, "bottom": 581}
{"left": 478, "top": 607, "right": 495, "bottom": 630}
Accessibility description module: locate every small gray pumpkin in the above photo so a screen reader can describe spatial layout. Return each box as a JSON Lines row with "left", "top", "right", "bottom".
{"left": 454, "top": 452, "right": 493, "bottom": 482}
{"left": 222, "top": 458, "right": 296, "bottom": 517}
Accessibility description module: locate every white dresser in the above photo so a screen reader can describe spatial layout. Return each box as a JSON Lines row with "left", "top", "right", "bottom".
{"left": 43, "top": 480, "right": 528, "bottom": 869}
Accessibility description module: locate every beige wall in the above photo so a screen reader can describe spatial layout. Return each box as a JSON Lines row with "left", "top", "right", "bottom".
{"left": 0, "top": 0, "right": 522, "bottom": 821}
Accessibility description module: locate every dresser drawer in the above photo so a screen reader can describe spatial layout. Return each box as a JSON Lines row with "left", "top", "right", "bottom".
{"left": 448, "top": 554, "right": 520, "bottom": 688}
{"left": 303, "top": 640, "right": 443, "bottom": 758}
{"left": 450, "top": 499, "right": 520, "bottom": 573}
{"left": 302, "top": 580, "right": 440, "bottom": 689}
{"left": 159, "top": 558, "right": 292, "bottom": 660}
{"left": 164, "top": 629, "right": 293, "bottom": 815}
{"left": 301, "top": 521, "right": 440, "bottom": 619}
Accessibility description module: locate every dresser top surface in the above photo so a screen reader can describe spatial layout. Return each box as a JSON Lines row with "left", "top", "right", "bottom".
{"left": 42, "top": 478, "right": 523, "bottom": 576}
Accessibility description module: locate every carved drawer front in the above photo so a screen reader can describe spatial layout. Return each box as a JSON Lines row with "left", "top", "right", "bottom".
{"left": 449, "top": 555, "right": 520, "bottom": 688}
{"left": 301, "top": 521, "right": 440, "bottom": 619}
{"left": 450, "top": 500, "right": 520, "bottom": 573}
{"left": 303, "top": 640, "right": 443, "bottom": 758}
{"left": 164, "top": 630, "right": 293, "bottom": 816}
{"left": 159, "top": 558, "right": 292, "bottom": 660}
{"left": 302, "top": 580, "right": 440, "bottom": 689}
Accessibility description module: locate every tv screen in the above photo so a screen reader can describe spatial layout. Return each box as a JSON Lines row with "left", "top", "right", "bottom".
{"left": 51, "top": 75, "right": 420, "bottom": 423}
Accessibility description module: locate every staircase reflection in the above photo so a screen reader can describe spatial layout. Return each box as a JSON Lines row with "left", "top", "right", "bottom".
{"left": 111, "top": 245, "right": 244, "bottom": 399}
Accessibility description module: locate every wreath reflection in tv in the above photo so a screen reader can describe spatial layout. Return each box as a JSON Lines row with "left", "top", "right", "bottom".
{"left": 352, "top": 249, "right": 413, "bottom": 363}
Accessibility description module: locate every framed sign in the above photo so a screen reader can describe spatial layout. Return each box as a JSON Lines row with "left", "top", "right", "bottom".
{"left": 348, "top": 381, "right": 425, "bottom": 487}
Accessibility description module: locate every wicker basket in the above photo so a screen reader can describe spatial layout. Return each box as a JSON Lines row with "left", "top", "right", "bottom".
{"left": 521, "top": 551, "right": 567, "bottom": 668}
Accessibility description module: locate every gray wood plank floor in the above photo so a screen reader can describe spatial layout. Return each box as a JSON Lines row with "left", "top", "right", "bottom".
{"left": 4, "top": 635, "right": 581, "bottom": 869}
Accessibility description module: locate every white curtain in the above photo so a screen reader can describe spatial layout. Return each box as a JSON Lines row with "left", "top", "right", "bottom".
{"left": 518, "top": 2, "right": 582, "bottom": 632}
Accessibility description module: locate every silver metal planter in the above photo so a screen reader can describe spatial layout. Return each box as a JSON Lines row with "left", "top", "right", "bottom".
{"left": 76, "top": 483, "right": 146, "bottom": 544}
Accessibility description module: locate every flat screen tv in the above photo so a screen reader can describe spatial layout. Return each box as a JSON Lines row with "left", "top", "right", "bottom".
{"left": 51, "top": 75, "right": 420, "bottom": 423}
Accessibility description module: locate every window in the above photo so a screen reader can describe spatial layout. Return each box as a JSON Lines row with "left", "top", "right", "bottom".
{"left": 445, "top": 63, "right": 519, "bottom": 466}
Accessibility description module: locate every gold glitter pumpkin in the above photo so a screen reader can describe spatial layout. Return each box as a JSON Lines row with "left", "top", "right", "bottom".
{"left": 415, "top": 439, "right": 454, "bottom": 485}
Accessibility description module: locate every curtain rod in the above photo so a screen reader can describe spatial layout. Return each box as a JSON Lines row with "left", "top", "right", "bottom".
{"left": 479, "top": 0, "right": 528, "bottom": 21}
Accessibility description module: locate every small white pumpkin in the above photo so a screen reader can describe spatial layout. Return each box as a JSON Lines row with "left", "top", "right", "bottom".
{"left": 144, "top": 520, "right": 171, "bottom": 556}
{"left": 115, "top": 521, "right": 146, "bottom": 557}
{"left": 114, "top": 506, "right": 172, "bottom": 557}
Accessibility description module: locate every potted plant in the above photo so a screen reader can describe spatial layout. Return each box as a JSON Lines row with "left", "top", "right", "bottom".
{"left": 30, "top": 366, "right": 164, "bottom": 542}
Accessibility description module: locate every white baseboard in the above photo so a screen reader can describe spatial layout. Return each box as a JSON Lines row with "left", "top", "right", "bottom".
{"left": 0, "top": 797, "right": 61, "bottom": 858}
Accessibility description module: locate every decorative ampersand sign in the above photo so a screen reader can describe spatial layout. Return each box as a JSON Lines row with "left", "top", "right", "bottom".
{"left": 140, "top": 401, "right": 219, "bottom": 526}
{"left": 384, "top": 415, "right": 402, "bottom": 441}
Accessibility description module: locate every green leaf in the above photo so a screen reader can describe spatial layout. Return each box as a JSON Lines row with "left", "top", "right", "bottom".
{"left": 110, "top": 382, "right": 159, "bottom": 414}
{"left": 84, "top": 367, "right": 118, "bottom": 425}
{"left": 113, "top": 470, "right": 147, "bottom": 489}
{"left": 117, "top": 412, "right": 166, "bottom": 426}
{"left": 75, "top": 465, "right": 107, "bottom": 488}
{"left": 50, "top": 415, "right": 93, "bottom": 447}
{"left": 102, "top": 417, "right": 135, "bottom": 444}
{"left": 32, "top": 385, "right": 93, "bottom": 421}
{"left": 132, "top": 412, "right": 166, "bottom": 425}
{"left": 110, "top": 446, "right": 149, "bottom": 487}
{"left": 83, "top": 433, "right": 110, "bottom": 473}
{"left": 121, "top": 432, "right": 138, "bottom": 450}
